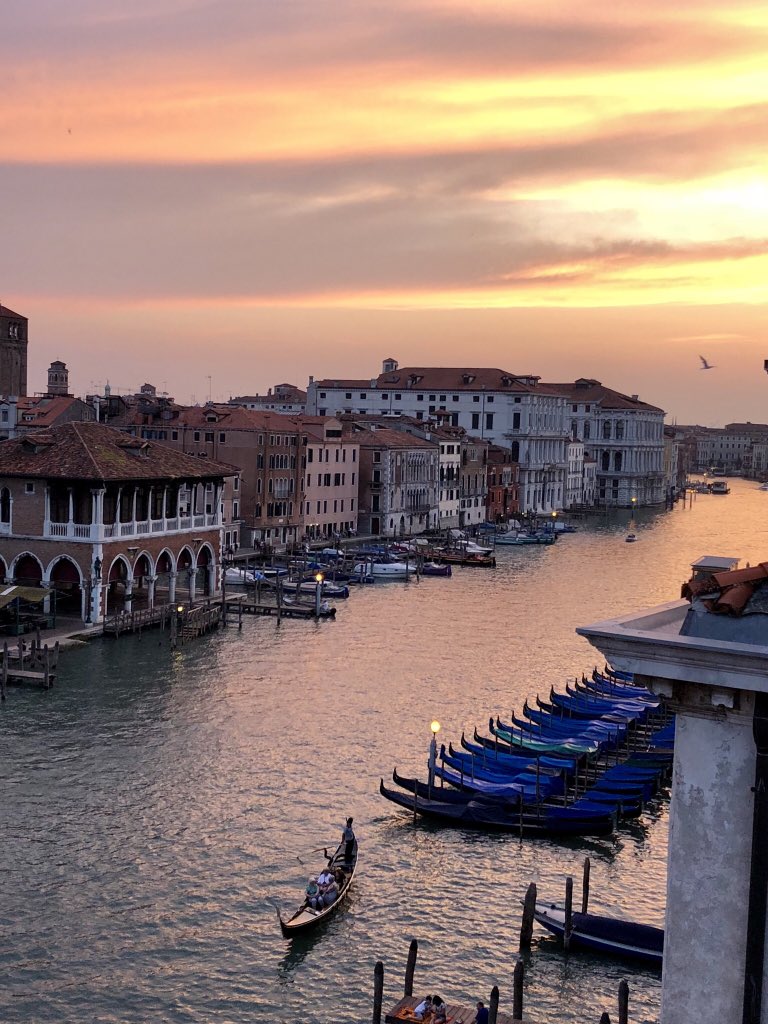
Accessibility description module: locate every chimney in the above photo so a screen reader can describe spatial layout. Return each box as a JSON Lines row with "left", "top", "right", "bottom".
{"left": 631, "top": 394, "right": 639, "bottom": 401}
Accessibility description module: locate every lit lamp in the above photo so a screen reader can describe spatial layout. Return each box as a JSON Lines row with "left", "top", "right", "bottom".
{"left": 314, "top": 571, "right": 324, "bottom": 617}
{"left": 428, "top": 720, "right": 441, "bottom": 798}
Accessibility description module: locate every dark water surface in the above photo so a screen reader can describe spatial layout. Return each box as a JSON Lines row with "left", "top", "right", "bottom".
{"left": 1, "top": 480, "right": 764, "bottom": 1024}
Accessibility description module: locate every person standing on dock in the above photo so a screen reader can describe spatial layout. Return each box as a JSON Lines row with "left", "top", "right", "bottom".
{"left": 473, "top": 1001, "right": 489, "bottom": 1024}
{"left": 342, "top": 817, "right": 355, "bottom": 864}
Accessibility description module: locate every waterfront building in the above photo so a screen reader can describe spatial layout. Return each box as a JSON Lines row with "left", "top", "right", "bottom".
{"left": 230, "top": 383, "right": 307, "bottom": 415}
{"left": 459, "top": 435, "right": 490, "bottom": 528}
{"left": 752, "top": 442, "right": 768, "bottom": 479}
{"left": 0, "top": 303, "right": 28, "bottom": 398}
{"left": 565, "top": 437, "right": 585, "bottom": 509}
{"left": 345, "top": 423, "right": 439, "bottom": 537}
{"left": 308, "top": 359, "right": 568, "bottom": 514}
{"left": 300, "top": 416, "right": 359, "bottom": 540}
{"left": 578, "top": 557, "right": 768, "bottom": 1024}
{"left": 543, "top": 378, "right": 666, "bottom": 506}
{"left": 0, "top": 421, "right": 234, "bottom": 623}
{"left": 486, "top": 445, "right": 519, "bottom": 522}
{"left": 582, "top": 455, "right": 597, "bottom": 506}
{"left": 695, "top": 422, "right": 768, "bottom": 474}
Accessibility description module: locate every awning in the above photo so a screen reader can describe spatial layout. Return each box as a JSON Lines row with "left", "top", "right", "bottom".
{"left": 0, "top": 585, "right": 51, "bottom": 610}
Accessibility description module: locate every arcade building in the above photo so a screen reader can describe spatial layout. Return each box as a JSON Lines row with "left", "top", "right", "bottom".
{"left": 0, "top": 421, "right": 236, "bottom": 624}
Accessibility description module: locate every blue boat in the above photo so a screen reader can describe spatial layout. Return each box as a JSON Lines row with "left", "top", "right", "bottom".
{"left": 532, "top": 901, "right": 663, "bottom": 967}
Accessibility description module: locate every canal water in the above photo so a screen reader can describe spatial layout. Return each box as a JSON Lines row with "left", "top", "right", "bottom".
{"left": 1, "top": 480, "right": 764, "bottom": 1024}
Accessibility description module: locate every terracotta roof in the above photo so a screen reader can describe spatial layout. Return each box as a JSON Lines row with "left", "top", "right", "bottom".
{"left": 682, "top": 562, "right": 768, "bottom": 616}
{"left": 0, "top": 304, "right": 26, "bottom": 320}
{"left": 315, "top": 367, "right": 549, "bottom": 394}
{"left": 541, "top": 380, "right": 663, "bottom": 413}
{"left": 16, "top": 396, "right": 90, "bottom": 427}
{"left": 0, "top": 421, "right": 236, "bottom": 482}
{"left": 349, "top": 426, "right": 437, "bottom": 450}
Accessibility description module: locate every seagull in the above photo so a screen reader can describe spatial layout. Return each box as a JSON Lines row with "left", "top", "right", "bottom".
{"left": 699, "top": 355, "right": 715, "bottom": 370}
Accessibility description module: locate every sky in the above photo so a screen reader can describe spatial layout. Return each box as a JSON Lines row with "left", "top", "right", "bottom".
{"left": 3, "top": 0, "right": 768, "bottom": 424}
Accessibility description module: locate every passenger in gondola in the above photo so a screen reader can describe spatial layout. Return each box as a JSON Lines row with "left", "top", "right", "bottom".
{"left": 305, "top": 876, "right": 320, "bottom": 910}
{"left": 321, "top": 874, "right": 338, "bottom": 907}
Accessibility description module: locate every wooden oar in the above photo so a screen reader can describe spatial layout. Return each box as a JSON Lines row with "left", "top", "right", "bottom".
{"left": 296, "top": 846, "right": 329, "bottom": 865}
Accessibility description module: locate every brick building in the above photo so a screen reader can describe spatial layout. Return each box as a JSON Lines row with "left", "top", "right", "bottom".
{"left": 0, "top": 422, "right": 235, "bottom": 623}
{"left": 0, "top": 304, "right": 28, "bottom": 397}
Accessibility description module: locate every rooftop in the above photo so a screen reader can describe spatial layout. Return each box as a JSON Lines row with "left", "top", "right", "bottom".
{"left": 0, "top": 421, "right": 236, "bottom": 482}
{"left": 315, "top": 367, "right": 548, "bottom": 394}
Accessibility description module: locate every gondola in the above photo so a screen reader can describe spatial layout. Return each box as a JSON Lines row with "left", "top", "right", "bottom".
{"left": 532, "top": 901, "right": 663, "bottom": 967}
{"left": 277, "top": 837, "right": 358, "bottom": 937}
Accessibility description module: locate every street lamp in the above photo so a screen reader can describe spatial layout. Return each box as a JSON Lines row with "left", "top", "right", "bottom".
{"left": 314, "top": 571, "right": 324, "bottom": 618}
{"left": 428, "top": 720, "right": 441, "bottom": 798}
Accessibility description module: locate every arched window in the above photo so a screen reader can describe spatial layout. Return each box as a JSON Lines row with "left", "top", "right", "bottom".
{"left": 0, "top": 487, "right": 10, "bottom": 524}
{"left": 601, "top": 451, "right": 610, "bottom": 471}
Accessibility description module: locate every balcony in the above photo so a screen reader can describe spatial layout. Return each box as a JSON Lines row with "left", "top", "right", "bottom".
{"left": 45, "top": 512, "right": 220, "bottom": 542}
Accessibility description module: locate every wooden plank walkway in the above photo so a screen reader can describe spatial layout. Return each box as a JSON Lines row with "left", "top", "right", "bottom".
{"left": 226, "top": 597, "right": 336, "bottom": 619}
{"left": 386, "top": 996, "right": 527, "bottom": 1024}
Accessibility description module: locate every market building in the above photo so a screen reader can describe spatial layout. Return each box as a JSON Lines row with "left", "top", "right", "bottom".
{"left": 0, "top": 421, "right": 235, "bottom": 624}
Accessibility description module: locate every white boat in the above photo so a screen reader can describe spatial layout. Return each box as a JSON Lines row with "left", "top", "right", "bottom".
{"left": 224, "top": 567, "right": 261, "bottom": 585}
{"left": 758, "top": 483, "right": 768, "bottom": 491}
{"left": 352, "top": 560, "right": 411, "bottom": 579}
{"left": 454, "top": 539, "right": 494, "bottom": 555}
{"left": 709, "top": 481, "right": 730, "bottom": 495}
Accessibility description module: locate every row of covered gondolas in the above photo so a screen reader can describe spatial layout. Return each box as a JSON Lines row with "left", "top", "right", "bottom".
{"left": 380, "top": 667, "right": 675, "bottom": 837}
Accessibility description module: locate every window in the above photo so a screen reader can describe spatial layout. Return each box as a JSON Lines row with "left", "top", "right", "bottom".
{"left": 487, "top": 396, "right": 494, "bottom": 403}
{"left": 219, "top": 432, "right": 226, "bottom": 443}
{"left": 25, "top": 482, "right": 34, "bottom": 494}
{"left": 352, "top": 449, "right": 357, "bottom": 462}
{"left": 572, "top": 404, "right": 578, "bottom": 412}
{"left": 233, "top": 477, "right": 239, "bottom": 491}
{"left": 205, "top": 431, "right": 214, "bottom": 442}
{"left": 417, "top": 394, "right": 424, "bottom": 401}
{"left": 324, "top": 473, "right": 331, "bottom": 486}
{"left": 471, "top": 413, "right": 480, "bottom": 430}
{"left": 0, "top": 487, "right": 10, "bottom": 523}
{"left": 602, "top": 421, "right": 611, "bottom": 439}
{"left": 194, "top": 431, "right": 200, "bottom": 441}
{"left": 584, "top": 422, "right": 590, "bottom": 440}
{"left": 334, "top": 473, "right": 341, "bottom": 486}
{"left": 452, "top": 395, "right": 459, "bottom": 402}
{"left": 439, "top": 395, "right": 446, "bottom": 401}
{"left": 172, "top": 430, "right": 179, "bottom": 440}
{"left": 308, "top": 449, "right": 314, "bottom": 463}
{"left": 319, "top": 409, "right": 326, "bottom": 416}
{"left": 335, "top": 449, "right": 339, "bottom": 462}
{"left": 319, "top": 392, "right": 326, "bottom": 399}
{"left": 345, "top": 392, "right": 352, "bottom": 400}
{"left": 359, "top": 393, "right": 367, "bottom": 399}
{"left": 395, "top": 393, "right": 401, "bottom": 400}
{"left": 351, "top": 472, "right": 356, "bottom": 484}
{"left": 512, "top": 412, "right": 520, "bottom": 429}
{"left": 485, "top": 413, "right": 494, "bottom": 430}
{"left": 416, "top": 411, "right": 424, "bottom": 420}
{"left": 233, "top": 501, "right": 239, "bottom": 518}
{"left": 373, "top": 451, "right": 381, "bottom": 463}
{"left": 429, "top": 395, "right": 436, "bottom": 401}
{"left": 585, "top": 404, "right": 591, "bottom": 412}
{"left": 473, "top": 396, "right": 480, "bottom": 403}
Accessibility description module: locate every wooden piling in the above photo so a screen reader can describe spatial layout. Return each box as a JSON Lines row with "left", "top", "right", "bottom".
{"left": 488, "top": 984, "right": 499, "bottom": 1024}
{"left": 373, "top": 960, "right": 384, "bottom": 1024}
{"left": 513, "top": 958, "right": 524, "bottom": 1020}
{"left": 43, "top": 645, "right": 50, "bottom": 689}
{"left": 582, "top": 856, "right": 591, "bottom": 914}
{"left": 1, "top": 641, "right": 7, "bottom": 701}
{"left": 599, "top": 1014, "right": 612, "bottom": 1024}
{"left": 564, "top": 875, "right": 574, "bottom": 952}
{"left": 519, "top": 882, "right": 537, "bottom": 949}
{"left": 618, "top": 980, "right": 629, "bottom": 1024}
{"left": 404, "top": 938, "right": 418, "bottom": 996}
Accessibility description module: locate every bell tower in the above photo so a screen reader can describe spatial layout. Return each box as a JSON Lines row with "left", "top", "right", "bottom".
{"left": 47, "top": 360, "right": 70, "bottom": 396}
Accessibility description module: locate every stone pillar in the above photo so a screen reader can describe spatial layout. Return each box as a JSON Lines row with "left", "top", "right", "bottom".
{"left": 188, "top": 567, "right": 196, "bottom": 606}
{"left": 67, "top": 487, "right": 74, "bottom": 528}
{"left": 161, "top": 486, "right": 167, "bottom": 525}
{"left": 662, "top": 693, "right": 757, "bottom": 1024}
{"left": 147, "top": 574, "right": 156, "bottom": 609}
{"left": 131, "top": 487, "right": 138, "bottom": 524}
{"left": 124, "top": 573, "right": 134, "bottom": 614}
{"left": 208, "top": 561, "right": 217, "bottom": 596}
{"left": 168, "top": 570, "right": 177, "bottom": 606}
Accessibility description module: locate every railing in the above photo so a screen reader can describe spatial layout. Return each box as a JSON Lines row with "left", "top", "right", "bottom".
{"left": 43, "top": 515, "right": 222, "bottom": 541}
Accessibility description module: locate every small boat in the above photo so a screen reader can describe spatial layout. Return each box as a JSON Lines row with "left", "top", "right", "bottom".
{"left": 758, "top": 483, "right": 768, "bottom": 491}
{"left": 625, "top": 533, "right": 637, "bottom": 543}
{"left": 709, "top": 480, "right": 730, "bottom": 494}
{"left": 277, "top": 837, "right": 358, "bottom": 937}
{"left": 353, "top": 560, "right": 411, "bottom": 579}
{"left": 495, "top": 532, "right": 556, "bottom": 546}
{"left": 532, "top": 901, "right": 663, "bottom": 967}
{"left": 420, "top": 562, "right": 452, "bottom": 577}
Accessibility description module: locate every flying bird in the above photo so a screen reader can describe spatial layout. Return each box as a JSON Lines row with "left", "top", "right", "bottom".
{"left": 699, "top": 356, "right": 715, "bottom": 370}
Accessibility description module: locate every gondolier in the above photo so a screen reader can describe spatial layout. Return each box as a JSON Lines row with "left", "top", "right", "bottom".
{"left": 342, "top": 817, "right": 355, "bottom": 864}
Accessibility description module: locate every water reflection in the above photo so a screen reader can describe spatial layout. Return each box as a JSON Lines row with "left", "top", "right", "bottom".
{"left": 1, "top": 480, "right": 763, "bottom": 1023}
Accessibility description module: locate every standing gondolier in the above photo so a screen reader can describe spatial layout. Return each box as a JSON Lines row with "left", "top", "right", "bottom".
{"left": 342, "top": 817, "right": 355, "bottom": 865}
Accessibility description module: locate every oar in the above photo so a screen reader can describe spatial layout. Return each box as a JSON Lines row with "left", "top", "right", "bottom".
{"left": 296, "top": 846, "right": 329, "bottom": 865}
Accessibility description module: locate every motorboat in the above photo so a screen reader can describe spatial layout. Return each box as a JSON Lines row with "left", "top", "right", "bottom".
{"left": 224, "top": 567, "right": 261, "bottom": 585}
{"left": 709, "top": 481, "right": 730, "bottom": 495}
{"left": 495, "top": 531, "right": 555, "bottom": 546}
{"left": 625, "top": 533, "right": 637, "bottom": 543}
{"left": 352, "top": 560, "right": 411, "bottom": 579}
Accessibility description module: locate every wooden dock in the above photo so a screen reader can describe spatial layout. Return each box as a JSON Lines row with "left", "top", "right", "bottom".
{"left": 385, "top": 996, "right": 520, "bottom": 1024}
{"left": 227, "top": 597, "right": 336, "bottom": 619}
{"left": 1, "top": 635, "right": 59, "bottom": 697}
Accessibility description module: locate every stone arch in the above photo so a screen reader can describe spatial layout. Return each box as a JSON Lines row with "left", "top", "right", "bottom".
{"left": 106, "top": 554, "right": 131, "bottom": 614}
{"left": 48, "top": 555, "right": 83, "bottom": 617}
{"left": 0, "top": 555, "right": 6, "bottom": 582}
{"left": 177, "top": 545, "right": 195, "bottom": 601}
{"left": 131, "top": 552, "right": 153, "bottom": 609}
{"left": 12, "top": 552, "right": 44, "bottom": 585}
{"left": 195, "top": 542, "right": 215, "bottom": 597}
{"left": 155, "top": 548, "right": 175, "bottom": 604}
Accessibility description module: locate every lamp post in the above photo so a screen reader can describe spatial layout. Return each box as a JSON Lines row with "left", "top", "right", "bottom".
{"left": 314, "top": 571, "right": 324, "bottom": 618}
{"left": 428, "top": 720, "right": 441, "bottom": 799}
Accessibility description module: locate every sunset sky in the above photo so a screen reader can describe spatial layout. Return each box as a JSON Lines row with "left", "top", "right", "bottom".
{"left": 3, "top": 0, "right": 768, "bottom": 423}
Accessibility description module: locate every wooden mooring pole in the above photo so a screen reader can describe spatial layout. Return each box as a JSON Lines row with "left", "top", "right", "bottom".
{"left": 404, "top": 938, "right": 418, "bottom": 996}
{"left": 1, "top": 640, "right": 7, "bottom": 700}
{"left": 373, "top": 960, "right": 384, "bottom": 1024}
{"left": 564, "top": 875, "right": 574, "bottom": 952}
{"left": 513, "top": 958, "right": 524, "bottom": 1020}
{"left": 599, "top": 1014, "right": 611, "bottom": 1024}
{"left": 520, "top": 882, "right": 537, "bottom": 949}
{"left": 582, "top": 856, "right": 591, "bottom": 914}
{"left": 488, "top": 984, "right": 499, "bottom": 1024}
{"left": 618, "top": 980, "right": 629, "bottom": 1024}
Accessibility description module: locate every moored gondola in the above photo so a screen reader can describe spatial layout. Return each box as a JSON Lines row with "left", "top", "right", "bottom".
{"left": 277, "top": 836, "right": 358, "bottom": 937}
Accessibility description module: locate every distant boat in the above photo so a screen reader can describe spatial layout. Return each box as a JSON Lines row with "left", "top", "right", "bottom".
{"left": 709, "top": 481, "right": 730, "bottom": 494}
{"left": 625, "top": 533, "right": 637, "bottom": 543}
{"left": 532, "top": 901, "right": 663, "bottom": 967}
{"left": 353, "top": 560, "right": 410, "bottom": 579}
{"left": 759, "top": 483, "right": 768, "bottom": 491}
{"left": 420, "top": 562, "right": 452, "bottom": 577}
